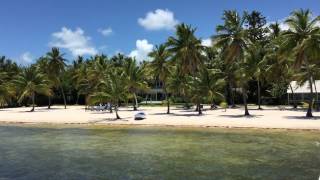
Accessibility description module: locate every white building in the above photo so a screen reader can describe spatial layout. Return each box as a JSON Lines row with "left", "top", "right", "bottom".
{"left": 287, "top": 80, "right": 320, "bottom": 104}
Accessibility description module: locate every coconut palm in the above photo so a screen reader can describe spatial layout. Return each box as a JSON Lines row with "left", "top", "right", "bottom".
{"left": 13, "top": 66, "right": 52, "bottom": 112}
{"left": 149, "top": 44, "right": 172, "bottom": 113}
{"left": 245, "top": 11, "right": 268, "bottom": 109}
{"left": 167, "top": 68, "right": 192, "bottom": 109}
{"left": 123, "top": 58, "right": 148, "bottom": 111}
{"left": 190, "top": 69, "right": 224, "bottom": 115}
{"left": 35, "top": 57, "right": 54, "bottom": 108}
{"left": 282, "top": 9, "right": 320, "bottom": 117}
{"left": 0, "top": 72, "right": 13, "bottom": 107}
{"left": 214, "top": 10, "right": 250, "bottom": 115}
{"left": 46, "top": 47, "right": 67, "bottom": 109}
{"left": 246, "top": 43, "right": 267, "bottom": 109}
{"left": 89, "top": 69, "right": 128, "bottom": 119}
{"left": 167, "top": 23, "right": 204, "bottom": 76}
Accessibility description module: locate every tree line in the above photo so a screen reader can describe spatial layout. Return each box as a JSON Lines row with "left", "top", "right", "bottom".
{"left": 0, "top": 9, "right": 319, "bottom": 118}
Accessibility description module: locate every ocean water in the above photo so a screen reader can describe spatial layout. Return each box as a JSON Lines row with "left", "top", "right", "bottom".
{"left": 0, "top": 125, "right": 319, "bottom": 179}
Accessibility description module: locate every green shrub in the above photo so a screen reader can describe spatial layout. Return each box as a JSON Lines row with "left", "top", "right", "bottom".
{"left": 220, "top": 101, "right": 228, "bottom": 111}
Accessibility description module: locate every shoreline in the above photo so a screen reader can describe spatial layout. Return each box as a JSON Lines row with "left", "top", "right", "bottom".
{"left": 1, "top": 105, "right": 320, "bottom": 131}
{"left": 1, "top": 120, "right": 320, "bottom": 132}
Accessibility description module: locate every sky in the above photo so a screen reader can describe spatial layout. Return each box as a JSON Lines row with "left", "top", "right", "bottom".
{"left": 0, "top": 0, "right": 319, "bottom": 65}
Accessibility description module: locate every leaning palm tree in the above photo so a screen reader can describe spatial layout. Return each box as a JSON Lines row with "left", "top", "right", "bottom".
{"left": 282, "top": 9, "right": 320, "bottom": 117}
{"left": 123, "top": 58, "right": 148, "bottom": 111}
{"left": 46, "top": 47, "right": 67, "bottom": 109}
{"left": 213, "top": 10, "right": 250, "bottom": 115}
{"left": 13, "top": 66, "right": 52, "bottom": 112}
{"left": 149, "top": 44, "right": 172, "bottom": 114}
{"left": 167, "top": 23, "right": 204, "bottom": 76}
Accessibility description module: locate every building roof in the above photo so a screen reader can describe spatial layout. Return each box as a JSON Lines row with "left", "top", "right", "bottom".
{"left": 287, "top": 80, "right": 320, "bottom": 93}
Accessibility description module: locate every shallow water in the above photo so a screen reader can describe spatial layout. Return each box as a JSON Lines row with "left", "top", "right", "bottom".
{"left": 0, "top": 125, "right": 320, "bottom": 179}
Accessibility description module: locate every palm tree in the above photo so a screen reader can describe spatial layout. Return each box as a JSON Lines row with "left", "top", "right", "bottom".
{"left": 264, "top": 23, "right": 298, "bottom": 108}
{"left": 190, "top": 69, "right": 224, "bottom": 115}
{"left": 246, "top": 43, "right": 267, "bottom": 109}
{"left": 282, "top": 9, "right": 320, "bottom": 117}
{"left": 149, "top": 44, "right": 172, "bottom": 114}
{"left": 245, "top": 11, "right": 268, "bottom": 110}
{"left": 46, "top": 47, "right": 67, "bottom": 109}
{"left": 123, "top": 58, "right": 148, "bottom": 111}
{"left": 0, "top": 72, "right": 13, "bottom": 107}
{"left": 213, "top": 10, "right": 250, "bottom": 115}
{"left": 167, "top": 68, "right": 192, "bottom": 109}
{"left": 167, "top": 23, "right": 204, "bottom": 76}
{"left": 89, "top": 69, "right": 128, "bottom": 119}
{"left": 70, "top": 56, "right": 84, "bottom": 104}
{"left": 13, "top": 66, "right": 52, "bottom": 112}
{"left": 35, "top": 57, "right": 54, "bottom": 108}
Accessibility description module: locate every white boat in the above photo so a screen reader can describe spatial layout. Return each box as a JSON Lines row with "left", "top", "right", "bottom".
{"left": 134, "top": 112, "right": 146, "bottom": 120}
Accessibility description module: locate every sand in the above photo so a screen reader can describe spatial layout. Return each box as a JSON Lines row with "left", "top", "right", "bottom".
{"left": 0, "top": 105, "right": 320, "bottom": 130}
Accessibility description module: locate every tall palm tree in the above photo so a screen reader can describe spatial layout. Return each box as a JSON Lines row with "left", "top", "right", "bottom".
{"left": 70, "top": 56, "right": 84, "bottom": 104}
{"left": 46, "top": 47, "right": 67, "bottom": 109}
{"left": 123, "top": 58, "right": 148, "bottom": 111}
{"left": 246, "top": 43, "right": 267, "bottom": 109}
{"left": 13, "top": 66, "right": 52, "bottom": 112}
{"left": 245, "top": 10, "right": 268, "bottom": 110}
{"left": 282, "top": 9, "right": 320, "bottom": 117}
{"left": 167, "top": 23, "right": 204, "bottom": 76}
{"left": 36, "top": 57, "right": 54, "bottom": 108}
{"left": 149, "top": 44, "right": 172, "bottom": 114}
{"left": 264, "top": 23, "right": 298, "bottom": 108}
{"left": 214, "top": 10, "right": 250, "bottom": 115}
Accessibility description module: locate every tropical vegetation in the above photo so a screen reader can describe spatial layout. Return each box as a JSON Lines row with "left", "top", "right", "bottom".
{"left": 0, "top": 9, "right": 319, "bottom": 118}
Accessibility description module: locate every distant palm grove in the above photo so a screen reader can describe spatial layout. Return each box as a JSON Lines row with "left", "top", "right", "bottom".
{"left": 1, "top": 9, "right": 320, "bottom": 118}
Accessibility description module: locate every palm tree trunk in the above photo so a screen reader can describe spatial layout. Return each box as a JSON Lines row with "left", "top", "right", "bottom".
{"left": 60, "top": 85, "right": 67, "bottom": 109}
{"left": 133, "top": 93, "right": 138, "bottom": 111}
{"left": 313, "top": 80, "right": 319, "bottom": 111}
{"left": 197, "top": 102, "right": 202, "bottom": 115}
{"left": 115, "top": 105, "right": 120, "bottom": 119}
{"left": 243, "top": 88, "right": 250, "bottom": 116}
{"left": 229, "top": 81, "right": 235, "bottom": 108}
{"left": 48, "top": 96, "right": 51, "bottom": 109}
{"left": 76, "top": 93, "right": 80, "bottom": 105}
{"left": 165, "top": 90, "right": 170, "bottom": 114}
{"left": 289, "top": 83, "right": 297, "bottom": 109}
{"left": 257, "top": 79, "right": 262, "bottom": 110}
{"left": 306, "top": 78, "right": 313, "bottom": 117}
{"left": 31, "top": 92, "right": 35, "bottom": 112}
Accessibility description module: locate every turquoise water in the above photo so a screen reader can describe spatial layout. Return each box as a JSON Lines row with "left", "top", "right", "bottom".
{"left": 0, "top": 125, "right": 320, "bottom": 179}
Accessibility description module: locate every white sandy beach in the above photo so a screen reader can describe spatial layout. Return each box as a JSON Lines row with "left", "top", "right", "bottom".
{"left": 1, "top": 105, "right": 320, "bottom": 130}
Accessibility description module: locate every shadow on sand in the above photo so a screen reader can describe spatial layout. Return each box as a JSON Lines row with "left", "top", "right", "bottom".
{"left": 219, "top": 114, "right": 263, "bottom": 118}
{"left": 284, "top": 116, "right": 320, "bottom": 120}
{"left": 89, "top": 117, "right": 131, "bottom": 123}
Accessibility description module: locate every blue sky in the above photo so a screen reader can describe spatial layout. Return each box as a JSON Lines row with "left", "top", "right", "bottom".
{"left": 0, "top": 0, "right": 319, "bottom": 65}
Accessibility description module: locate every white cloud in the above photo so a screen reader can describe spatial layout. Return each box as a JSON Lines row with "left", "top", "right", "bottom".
{"left": 19, "top": 52, "right": 33, "bottom": 64}
{"left": 50, "top": 27, "right": 98, "bottom": 57}
{"left": 98, "top": 27, "right": 113, "bottom": 36}
{"left": 202, "top": 38, "right": 212, "bottom": 47}
{"left": 138, "top": 9, "right": 178, "bottom": 30}
{"left": 129, "top": 39, "right": 153, "bottom": 62}
{"left": 267, "top": 16, "right": 320, "bottom": 31}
